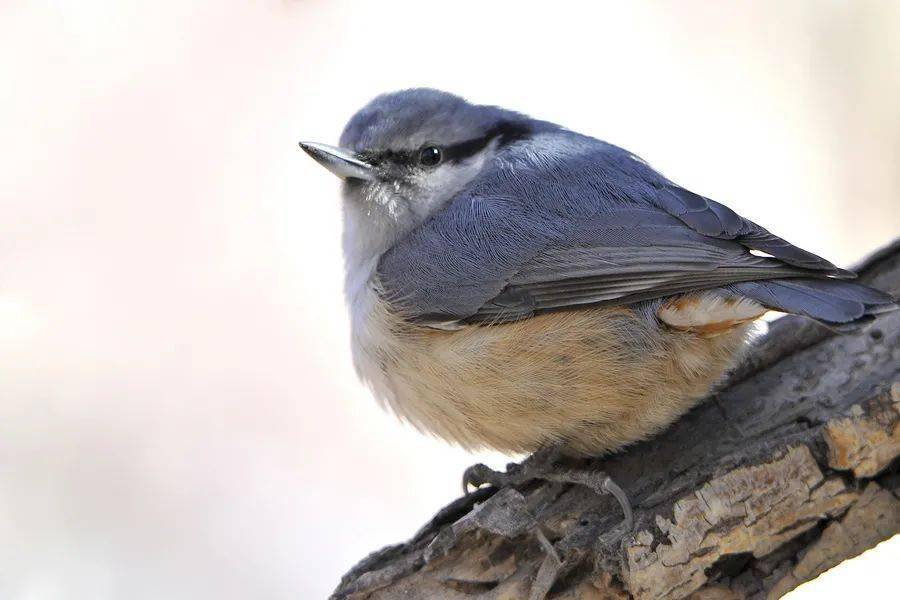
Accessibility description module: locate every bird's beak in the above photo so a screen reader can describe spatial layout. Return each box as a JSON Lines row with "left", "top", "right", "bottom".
{"left": 298, "top": 141, "right": 375, "bottom": 181}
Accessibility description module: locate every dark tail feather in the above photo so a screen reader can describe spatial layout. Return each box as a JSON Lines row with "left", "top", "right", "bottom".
{"left": 730, "top": 278, "right": 898, "bottom": 330}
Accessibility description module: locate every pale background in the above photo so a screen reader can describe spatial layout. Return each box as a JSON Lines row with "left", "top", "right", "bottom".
{"left": 1, "top": 1, "right": 898, "bottom": 599}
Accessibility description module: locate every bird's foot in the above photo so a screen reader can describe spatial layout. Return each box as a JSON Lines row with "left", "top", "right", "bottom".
{"left": 462, "top": 447, "right": 633, "bottom": 532}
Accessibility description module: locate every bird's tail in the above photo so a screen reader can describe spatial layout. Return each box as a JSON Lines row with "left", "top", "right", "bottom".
{"left": 730, "top": 278, "right": 898, "bottom": 331}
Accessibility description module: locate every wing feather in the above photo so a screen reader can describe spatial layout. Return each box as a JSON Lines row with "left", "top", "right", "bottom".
{"left": 376, "top": 135, "right": 849, "bottom": 326}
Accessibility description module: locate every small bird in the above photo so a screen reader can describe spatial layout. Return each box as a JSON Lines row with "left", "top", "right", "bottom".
{"left": 300, "top": 89, "right": 896, "bottom": 526}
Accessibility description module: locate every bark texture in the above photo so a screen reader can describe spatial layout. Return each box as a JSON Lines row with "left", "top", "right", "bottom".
{"left": 332, "top": 239, "right": 900, "bottom": 600}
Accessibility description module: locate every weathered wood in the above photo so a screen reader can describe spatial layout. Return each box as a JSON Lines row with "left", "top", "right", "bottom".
{"left": 332, "top": 239, "right": 900, "bottom": 600}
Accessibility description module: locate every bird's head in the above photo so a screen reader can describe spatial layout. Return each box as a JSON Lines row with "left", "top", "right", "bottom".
{"left": 300, "top": 89, "right": 541, "bottom": 264}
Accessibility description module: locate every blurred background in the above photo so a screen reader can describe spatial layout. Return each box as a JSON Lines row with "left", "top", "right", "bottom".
{"left": 1, "top": 1, "right": 898, "bottom": 598}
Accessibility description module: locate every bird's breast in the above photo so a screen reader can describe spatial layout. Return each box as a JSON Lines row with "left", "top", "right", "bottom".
{"left": 348, "top": 283, "right": 754, "bottom": 455}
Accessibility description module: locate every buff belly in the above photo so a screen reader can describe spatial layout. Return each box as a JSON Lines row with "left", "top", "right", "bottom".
{"left": 351, "top": 287, "right": 757, "bottom": 456}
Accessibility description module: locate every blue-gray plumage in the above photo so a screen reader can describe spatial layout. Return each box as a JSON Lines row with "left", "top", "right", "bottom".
{"left": 299, "top": 88, "right": 897, "bottom": 467}
{"left": 363, "top": 93, "right": 888, "bottom": 327}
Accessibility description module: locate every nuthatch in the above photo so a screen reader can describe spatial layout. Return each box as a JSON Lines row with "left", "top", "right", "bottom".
{"left": 300, "top": 89, "right": 897, "bottom": 528}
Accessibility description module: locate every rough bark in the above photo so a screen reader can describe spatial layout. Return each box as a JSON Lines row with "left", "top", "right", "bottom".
{"left": 332, "top": 239, "right": 900, "bottom": 600}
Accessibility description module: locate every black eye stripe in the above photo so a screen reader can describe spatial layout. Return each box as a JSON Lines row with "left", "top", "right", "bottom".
{"left": 443, "top": 122, "right": 532, "bottom": 163}
{"left": 359, "top": 149, "right": 414, "bottom": 165}
{"left": 442, "top": 136, "right": 493, "bottom": 163}
{"left": 363, "top": 121, "right": 531, "bottom": 168}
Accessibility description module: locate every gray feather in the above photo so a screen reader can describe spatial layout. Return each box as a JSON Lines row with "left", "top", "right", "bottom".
{"left": 374, "top": 108, "right": 891, "bottom": 327}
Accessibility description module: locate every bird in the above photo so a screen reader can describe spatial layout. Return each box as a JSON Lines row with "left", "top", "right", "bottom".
{"left": 299, "top": 88, "right": 897, "bottom": 529}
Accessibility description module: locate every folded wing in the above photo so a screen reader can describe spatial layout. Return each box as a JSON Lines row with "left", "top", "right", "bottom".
{"left": 468, "top": 207, "right": 821, "bottom": 323}
{"left": 377, "top": 144, "right": 854, "bottom": 327}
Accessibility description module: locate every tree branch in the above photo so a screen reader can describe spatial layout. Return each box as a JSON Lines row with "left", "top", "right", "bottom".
{"left": 332, "top": 239, "right": 900, "bottom": 600}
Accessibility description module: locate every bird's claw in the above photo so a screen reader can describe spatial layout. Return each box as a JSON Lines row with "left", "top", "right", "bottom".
{"left": 462, "top": 462, "right": 508, "bottom": 495}
{"left": 600, "top": 475, "right": 634, "bottom": 532}
{"left": 461, "top": 455, "right": 634, "bottom": 532}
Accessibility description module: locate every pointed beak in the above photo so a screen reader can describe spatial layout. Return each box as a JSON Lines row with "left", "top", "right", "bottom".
{"left": 298, "top": 141, "right": 375, "bottom": 181}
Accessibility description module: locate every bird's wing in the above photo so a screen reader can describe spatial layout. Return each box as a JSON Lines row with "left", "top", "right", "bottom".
{"left": 469, "top": 209, "right": 806, "bottom": 322}
{"left": 376, "top": 144, "right": 848, "bottom": 326}
{"left": 646, "top": 185, "right": 850, "bottom": 275}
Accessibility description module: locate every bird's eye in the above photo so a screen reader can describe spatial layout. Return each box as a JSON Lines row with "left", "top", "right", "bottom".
{"left": 418, "top": 146, "right": 442, "bottom": 167}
